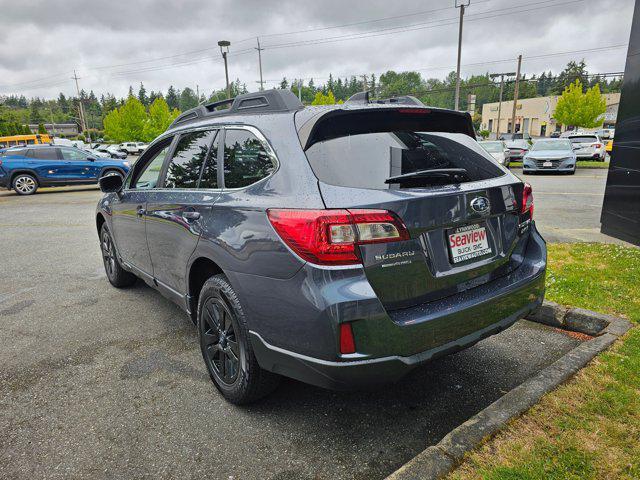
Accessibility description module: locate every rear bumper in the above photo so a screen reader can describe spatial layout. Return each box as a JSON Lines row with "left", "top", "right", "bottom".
{"left": 244, "top": 224, "right": 547, "bottom": 390}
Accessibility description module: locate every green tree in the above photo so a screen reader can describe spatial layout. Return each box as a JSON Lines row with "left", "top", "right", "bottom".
{"left": 37, "top": 123, "right": 47, "bottom": 134}
{"left": 178, "top": 87, "right": 198, "bottom": 111}
{"left": 103, "top": 96, "right": 147, "bottom": 142}
{"left": 166, "top": 86, "right": 179, "bottom": 110}
{"left": 142, "top": 98, "right": 180, "bottom": 141}
{"left": 553, "top": 80, "right": 606, "bottom": 129}
{"left": 311, "top": 91, "right": 336, "bottom": 105}
{"left": 138, "top": 82, "right": 148, "bottom": 106}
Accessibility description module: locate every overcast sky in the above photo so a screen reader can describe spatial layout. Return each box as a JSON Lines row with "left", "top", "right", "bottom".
{"left": 0, "top": 0, "right": 634, "bottom": 99}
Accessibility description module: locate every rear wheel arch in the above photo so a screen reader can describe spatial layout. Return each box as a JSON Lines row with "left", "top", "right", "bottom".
{"left": 10, "top": 169, "right": 40, "bottom": 184}
{"left": 96, "top": 212, "right": 106, "bottom": 235}
{"left": 188, "top": 257, "right": 224, "bottom": 324}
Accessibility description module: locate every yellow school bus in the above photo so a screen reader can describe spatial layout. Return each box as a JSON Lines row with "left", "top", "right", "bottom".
{"left": 0, "top": 134, "right": 53, "bottom": 148}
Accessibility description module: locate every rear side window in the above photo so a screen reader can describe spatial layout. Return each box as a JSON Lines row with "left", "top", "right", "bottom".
{"left": 164, "top": 129, "right": 217, "bottom": 189}
{"left": 60, "top": 148, "right": 89, "bottom": 160}
{"left": 223, "top": 129, "right": 275, "bottom": 188}
{"left": 26, "top": 148, "right": 58, "bottom": 160}
{"left": 305, "top": 131, "right": 503, "bottom": 190}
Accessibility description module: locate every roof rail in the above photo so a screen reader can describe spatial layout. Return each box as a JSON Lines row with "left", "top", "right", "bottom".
{"left": 168, "top": 89, "right": 304, "bottom": 130}
{"left": 345, "top": 91, "right": 425, "bottom": 107}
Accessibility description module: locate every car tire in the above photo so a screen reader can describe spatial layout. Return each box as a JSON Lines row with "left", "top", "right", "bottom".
{"left": 12, "top": 173, "right": 38, "bottom": 195}
{"left": 100, "top": 224, "right": 137, "bottom": 288}
{"left": 198, "top": 274, "right": 281, "bottom": 405}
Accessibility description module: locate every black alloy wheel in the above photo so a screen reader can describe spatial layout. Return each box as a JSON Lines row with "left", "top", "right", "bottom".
{"left": 201, "top": 297, "right": 240, "bottom": 385}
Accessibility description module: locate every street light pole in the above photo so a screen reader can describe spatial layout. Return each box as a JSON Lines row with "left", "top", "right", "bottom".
{"left": 454, "top": 0, "right": 470, "bottom": 111}
{"left": 218, "top": 40, "right": 231, "bottom": 98}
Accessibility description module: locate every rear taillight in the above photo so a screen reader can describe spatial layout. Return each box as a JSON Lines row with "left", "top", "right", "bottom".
{"left": 594, "top": 143, "right": 602, "bottom": 148}
{"left": 521, "top": 183, "right": 534, "bottom": 219}
{"left": 267, "top": 208, "right": 410, "bottom": 265}
{"left": 339, "top": 323, "right": 356, "bottom": 354}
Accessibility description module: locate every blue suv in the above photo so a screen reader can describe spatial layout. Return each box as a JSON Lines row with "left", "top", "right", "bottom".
{"left": 0, "top": 145, "right": 130, "bottom": 195}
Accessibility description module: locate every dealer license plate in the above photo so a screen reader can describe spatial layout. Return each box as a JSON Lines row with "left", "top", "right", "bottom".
{"left": 448, "top": 223, "right": 492, "bottom": 264}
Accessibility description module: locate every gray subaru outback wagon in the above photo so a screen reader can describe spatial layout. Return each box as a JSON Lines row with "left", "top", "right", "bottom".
{"left": 96, "top": 89, "right": 545, "bottom": 404}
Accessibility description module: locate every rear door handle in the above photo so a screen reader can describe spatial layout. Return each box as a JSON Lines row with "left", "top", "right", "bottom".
{"left": 182, "top": 210, "right": 201, "bottom": 221}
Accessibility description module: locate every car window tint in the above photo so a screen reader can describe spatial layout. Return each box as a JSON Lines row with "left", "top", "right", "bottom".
{"left": 199, "top": 133, "right": 219, "bottom": 189}
{"left": 223, "top": 129, "right": 275, "bottom": 188}
{"left": 27, "top": 148, "right": 58, "bottom": 160}
{"left": 133, "top": 146, "right": 171, "bottom": 189}
{"left": 164, "top": 130, "right": 217, "bottom": 189}
{"left": 305, "top": 131, "right": 503, "bottom": 189}
{"left": 61, "top": 148, "right": 89, "bottom": 160}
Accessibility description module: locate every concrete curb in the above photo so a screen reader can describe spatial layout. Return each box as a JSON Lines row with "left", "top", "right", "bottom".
{"left": 385, "top": 303, "right": 632, "bottom": 480}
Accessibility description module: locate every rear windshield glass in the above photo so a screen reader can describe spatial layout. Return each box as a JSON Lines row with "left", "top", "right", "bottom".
{"left": 305, "top": 131, "right": 504, "bottom": 190}
{"left": 568, "top": 136, "right": 597, "bottom": 143}
{"left": 480, "top": 142, "right": 503, "bottom": 152}
{"left": 531, "top": 140, "right": 572, "bottom": 151}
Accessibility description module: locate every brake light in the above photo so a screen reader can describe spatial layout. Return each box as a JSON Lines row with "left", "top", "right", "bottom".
{"left": 267, "top": 208, "right": 410, "bottom": 265}
{"left": 339, "top": 323, "right": 356, "bottom": 354}
{"left": 397, "top": 108, "right": 431, "bottom": 114}
{"left": 594, "top": 143, "right": 602, "bottom": 148}
{"left": 521, "top": 183, "right": 534, "bottom": 218}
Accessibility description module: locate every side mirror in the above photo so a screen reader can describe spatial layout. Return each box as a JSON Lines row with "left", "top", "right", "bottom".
{"left": 87, "top": 156, "right": 96, "bottom": 162}
{"left": 99, "top": 174, "right": 123, "bottom": 193}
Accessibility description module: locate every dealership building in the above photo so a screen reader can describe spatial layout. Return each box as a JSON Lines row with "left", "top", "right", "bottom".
{"left": 480, "top": 92, "right": 620, "bottom": 137}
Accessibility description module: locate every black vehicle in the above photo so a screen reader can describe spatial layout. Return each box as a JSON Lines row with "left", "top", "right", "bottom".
{"left": 601, "top": 1, "right": 640, "bottom": 246}
{"left": 96, "top": 89, "right": 546, "bottom": 404}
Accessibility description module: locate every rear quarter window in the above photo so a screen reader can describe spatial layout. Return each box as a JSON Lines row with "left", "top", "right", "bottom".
{"left": 305, "top": 131, "right": 503, "bottom": 190}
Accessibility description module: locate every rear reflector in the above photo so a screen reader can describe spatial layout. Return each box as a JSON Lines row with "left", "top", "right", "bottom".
{"left": 521, "top": 183, "right": 534, "bottom": 219}
{"left": 267, "top": 208, "right": 409, "bottom": 265}
{"left": 339, "top": 323, "right": 356, "bottom": 354}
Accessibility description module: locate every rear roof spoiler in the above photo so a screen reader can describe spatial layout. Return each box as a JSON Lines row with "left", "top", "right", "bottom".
{"left": 297, "top": 106, "right": 477, "bottom": 150}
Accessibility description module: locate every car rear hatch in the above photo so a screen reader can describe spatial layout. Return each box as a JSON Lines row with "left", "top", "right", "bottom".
{"left": 297, "top": 106, "right": 532, "bottom": 311}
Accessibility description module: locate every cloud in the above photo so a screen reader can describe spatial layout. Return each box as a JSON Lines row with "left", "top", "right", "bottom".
{"left": 0, "top": 0, "right": 633, "bottom": 98}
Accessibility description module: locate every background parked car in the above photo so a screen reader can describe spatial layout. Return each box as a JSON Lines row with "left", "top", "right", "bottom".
{"left": 499, "top": 132, "right": 531, "bottom": 160}
{"left": 479, "top": 140, "right": 511, "bottom": 167}
{"left": 119, "top": 142, "right": 146, "bottom": 155}
{"left": 566, "top": 133, "right": 606, "bottom": 161}
{"left": 523, "top": 139, "right": 576, "bottom": 174}
{"left": 0, "top": 145, "right": 130, "bottom": 195}
{"left": 97, "top": 145, "right": 128, "bottom": 159}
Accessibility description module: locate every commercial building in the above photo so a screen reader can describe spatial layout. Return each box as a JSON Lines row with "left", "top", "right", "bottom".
{"left": 28, "top": 123, "right": 80, "bottom": 136}
{"left": 481, "top": 92, "right": 620, "bottom": 137}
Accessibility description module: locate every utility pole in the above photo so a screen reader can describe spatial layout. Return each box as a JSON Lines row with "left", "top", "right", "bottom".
{"left": 454, "top": 0, "right": 470, "bottom": 111}
{"left": 510, "top": 55, "right": 522, "bottom": 134}
{"left": 196, "top": 84, "right": 200, "bottom": 102}
{"left": 297, "top": 79, "right": 302, "bottom": 101}
{"left": 71, "top": 70, "right": 87, "bottom": 133}
{"left": 218, "top": 40, "right": 231, "bottom": 98}
{"left": 361, "top": 74, "right": 368, "bottom": 91}
{"left": 256, "top": 37, "right": 265, "bottom": 91}
{"left": 490, "top": 72, "right": 516, "bottom": 137}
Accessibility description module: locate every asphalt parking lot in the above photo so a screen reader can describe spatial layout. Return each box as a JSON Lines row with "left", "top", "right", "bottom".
{"left": 0, "top": 182, "right": 590, "bottom": 479}
{"left": 511, "top": 167, "right": 621, "bottom": 244}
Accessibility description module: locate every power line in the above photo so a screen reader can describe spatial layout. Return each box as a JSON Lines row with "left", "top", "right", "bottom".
{"left": 260, "top": 0, "right": 582, "bottom": 50}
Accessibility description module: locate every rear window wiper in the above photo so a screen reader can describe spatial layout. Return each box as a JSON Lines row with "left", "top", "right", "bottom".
{"left": 384, "top": 168, "right": 469, "bottom": 184}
